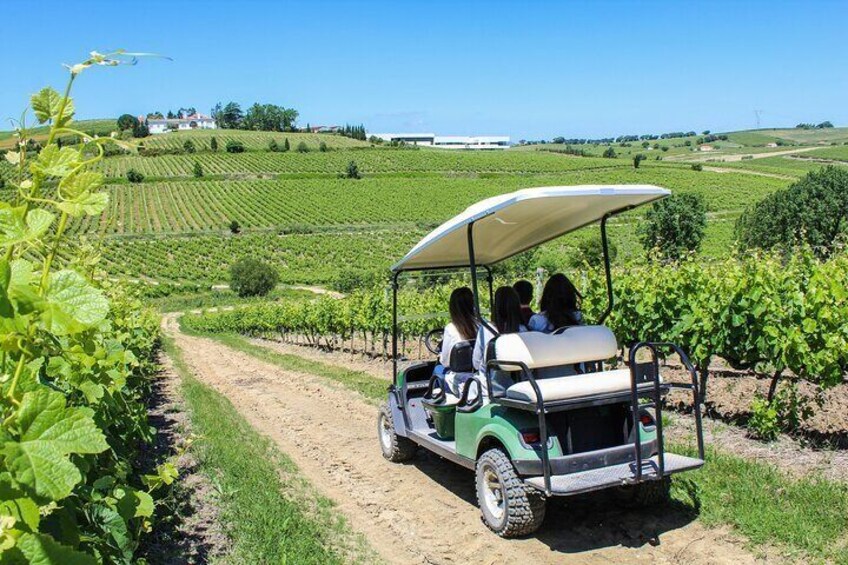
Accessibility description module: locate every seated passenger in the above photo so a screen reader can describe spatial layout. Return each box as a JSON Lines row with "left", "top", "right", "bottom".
{"left": 440, "top": 287, "right": 478, "bottom": 396}
{"left": 528, "top": 273, "right": 583, "bottom": 333}
{"left": 513, "top": 279, "right": 535, "bottom": 326}
{"left": 473, "top": 287, "right": 527, "bottom": 397}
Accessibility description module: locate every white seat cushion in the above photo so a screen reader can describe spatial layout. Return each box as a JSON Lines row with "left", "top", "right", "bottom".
{"left": 505, "top": 368, "right": 661, "bottom": 403}
{"left": 494, "top": 326, "right": 617, "bottom": 369}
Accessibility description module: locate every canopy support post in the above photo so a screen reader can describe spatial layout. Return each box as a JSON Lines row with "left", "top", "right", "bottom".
{"left": 598, "top": 214, "right": 614, "bottom": 325}
{"left": 467, "top": 222, "right": 481, "bottom": 316}
{"left": 391, "top": 271, "right": 400, "bottom": 385}
{"left": 484, "top": 265, "right": 494, "bottom": 317}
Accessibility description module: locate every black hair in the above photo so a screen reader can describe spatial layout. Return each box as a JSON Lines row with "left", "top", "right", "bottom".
{"left": 539, "top": 273, "right": 582, "bottom": 329}
{"left": 512, "top": 279, "right": 533, "bottom": 305}
{"left": 493, "top": 286, "right": 524, "bottom": 334}
{"left": 449, "top": 286, "right": 477, "bottom": 340}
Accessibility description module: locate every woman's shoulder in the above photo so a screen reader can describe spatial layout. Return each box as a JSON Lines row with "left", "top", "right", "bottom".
{"left": 528, "top": 312, "right": 549, "bottom": 331}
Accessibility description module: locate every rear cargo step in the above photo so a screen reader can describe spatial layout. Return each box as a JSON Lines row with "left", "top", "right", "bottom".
{"left": 524, "top": 453, "right": 704, "bottom": 496}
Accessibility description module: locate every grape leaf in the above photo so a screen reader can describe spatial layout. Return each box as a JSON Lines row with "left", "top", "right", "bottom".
{"left": 41, "top": 270, "right": 109, "bottom": 335}
{"left": 0, "top": 208, "right": 55, "bottom": 248}
{"left": 4, "top": 390, "right": 108, "bottom": 501}
{"left": 61, "top": 172, "right": 103, "bottom": 199}
{"left": 16, "top": 531, "right": 95, "bottom": 565}
{"left": 30, "top": 87, "right": 75, "bottom": 126}
{"left": 29, "top": 146, "right": 79, "bottom": 178}
{"left": 57, "top": 192, "right": 108, "bottom": 218}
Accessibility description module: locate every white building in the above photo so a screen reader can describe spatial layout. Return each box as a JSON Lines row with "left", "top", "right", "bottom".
{"left": 433, "top": 135, "right": 510, "bottom": 149}
{"left": 370, "top": 133, "right": 436, "bottom": 146}
{"left": 147, "top": 112, "right": 217, "bottom": 134}
{"left": 370, "top": 132, "right": 509, "bottom": 149}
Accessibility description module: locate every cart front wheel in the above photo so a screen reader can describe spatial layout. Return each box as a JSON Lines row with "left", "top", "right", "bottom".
{"left": 475, "top": 448, "right": 546, "bottom": 537}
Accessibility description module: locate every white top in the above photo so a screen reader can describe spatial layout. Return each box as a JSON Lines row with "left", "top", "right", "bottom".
{"left": 392, "top": 185, "right": 670, "bottom": 271}
{"left": 439, "top": 322, "right": 471, "bottom": 367}
{"left": 472, "top": 322, "right": 528, "bottom": 372}
{"left": 528, "top": 311, "right": 583, "bottom": 333}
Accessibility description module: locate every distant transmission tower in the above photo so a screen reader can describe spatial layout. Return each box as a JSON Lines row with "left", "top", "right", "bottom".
{"left": 754, "top": 109, "right": 763, "bottom": 129}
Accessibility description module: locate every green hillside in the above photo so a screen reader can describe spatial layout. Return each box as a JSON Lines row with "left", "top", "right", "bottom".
{"left": 143, "top": 129, "right": 370, "bottom": 151}
{"left": 3, "top": 124, "right": 838, "bottom": 289}
{"left": 724, "top": 127, "right": 848, "bottom": 146}
{"left": 0, "top": 118, "right": 116, "bottom": 149}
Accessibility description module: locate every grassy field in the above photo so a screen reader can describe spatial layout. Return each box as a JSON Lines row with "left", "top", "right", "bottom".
{"left": 801, "top": 144, "right": 848, "bottom": 161}
{"left": 2, "top": 125, "right": 835, "bottom": 288}
{"left": 723, "top": 126, "right": 848, "bottom": 146}
{"left": 143, "top": 129, "right": 371, "bottom": 151}
{"left": 60, "top": 159, "right": 783, "bottom": 285}
{"left": 708, "top": 155, "right": 848, "bottom": 177}
{"left": 95, "top": 147, "right": 619, "bottom": 178}
{"left": 0, "top": 118, "right": 116, "bottom": 149}
{"left": 69, "top": 168, "right": 783, "bottom": 237}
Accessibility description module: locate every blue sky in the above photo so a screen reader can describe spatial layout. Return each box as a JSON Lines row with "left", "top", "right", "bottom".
{"left": 3, "top": 0, "right": 846, "bottom": 140}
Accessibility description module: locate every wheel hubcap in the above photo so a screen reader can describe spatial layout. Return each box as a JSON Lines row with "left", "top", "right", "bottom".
{"left": 482, "top": 466, "right": 505, "bottom": 520}
{"left": 379, "top": 414, "right": 392, "bottom": 450}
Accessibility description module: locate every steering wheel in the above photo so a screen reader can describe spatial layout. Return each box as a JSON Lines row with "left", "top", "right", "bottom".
{"left": 424, "top": 328, "right": 444, "bottom": 356}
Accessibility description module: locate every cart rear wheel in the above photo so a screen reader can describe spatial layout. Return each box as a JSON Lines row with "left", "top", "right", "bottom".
{"left": 476, "top": 448, "right": 546, "bottom": 537}
{"left": 378, "top": 402, "right": 417, "bottom": 462}
{"left": 614, "top": 476, "right": 671, "bottom": 508}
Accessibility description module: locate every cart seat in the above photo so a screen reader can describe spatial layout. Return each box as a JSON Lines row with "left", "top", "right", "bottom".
{"left": 505, "top": 368, "right": 661, "bottom": 403}
{"left": 494, "top": 325, "right": 618, "bottom": 368}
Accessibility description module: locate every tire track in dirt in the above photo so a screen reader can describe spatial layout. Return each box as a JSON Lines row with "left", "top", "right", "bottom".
{"left": 164, "top": 315, "right": 762, "bottom": 564}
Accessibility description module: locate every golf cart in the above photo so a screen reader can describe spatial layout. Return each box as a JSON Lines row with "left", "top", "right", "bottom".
{"left": 377, "top": 185, "right": 705, "bottom": 537}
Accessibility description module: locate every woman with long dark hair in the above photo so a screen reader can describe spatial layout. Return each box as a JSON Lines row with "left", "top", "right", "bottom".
{"left": 529, "top": 273, "right": 583, "bottom": 332}
{"left": 472, "top": 286, "right": 527, "bottom": 372}
{"left": 440, "top": 287, "right": 478, "bottom": 395}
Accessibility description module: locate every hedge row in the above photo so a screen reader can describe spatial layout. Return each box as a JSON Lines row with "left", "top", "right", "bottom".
{"left": 185, "top": 248, "right": 848, "bottom": 390}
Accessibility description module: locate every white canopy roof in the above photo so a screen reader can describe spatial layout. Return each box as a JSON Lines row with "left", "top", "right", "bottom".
{"left": 392, "top": 185, "right": 670, "bottom": 271}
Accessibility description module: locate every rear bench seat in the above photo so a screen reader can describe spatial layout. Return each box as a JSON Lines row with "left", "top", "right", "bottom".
{"left": 492, "top": 326, "right": 660, "bottom": 403}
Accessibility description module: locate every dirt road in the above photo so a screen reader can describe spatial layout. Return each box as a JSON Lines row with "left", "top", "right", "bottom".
{"left": 164, "top": 315, "right": 761, "bottom": 564}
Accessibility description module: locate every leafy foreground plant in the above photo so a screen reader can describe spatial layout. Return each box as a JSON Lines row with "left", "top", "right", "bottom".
{"left": 0, "top": 51, "right": 164, "bottom": 563}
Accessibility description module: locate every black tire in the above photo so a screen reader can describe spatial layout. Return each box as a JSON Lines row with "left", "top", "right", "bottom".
{"left": 475, "top": 449, "right": 546, "bottom": 537}
{"left": 614, "top": 476, "right": 671, "bottom": 508}
{"left": 378, "top": 402, "right": 417, "bottom": 462}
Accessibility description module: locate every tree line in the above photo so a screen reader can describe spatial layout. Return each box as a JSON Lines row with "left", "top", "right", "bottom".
{"left": 210, "top": 101, "right": 300, "bottom": 131}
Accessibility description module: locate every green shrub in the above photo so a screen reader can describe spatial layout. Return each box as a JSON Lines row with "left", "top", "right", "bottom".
{"left": 319, "top": 141, "right": 328, "bottom": 152}
{"left": 736, "top": 166, "right": 848, "bottom": 257}
{"left": 126, "top": 168, "right": 145, "bottom": 183}
{"left": 193, "top": 161, "right": 203, "bottom": 178}
{"left": 602, "top": 146, "right": 617, "bottom": 158}
{"left": 569, "top": 236, "right": 618, "bottom": 267}
{"left": 117, "top": 113, "right": 136, "bottom": 131}
{"left": 226, "top": 140, "right": 246, "bottom": 153}
{"left": 638, "top": 193, "right": 706, "bottom": 260}
{"left": 132, "top": 122, "right": 149, "bottom": 139}
{"left": 296, "top": 141, "right": 309, "bottom": 153}
{"left": 691, "top": 163, "right": 703, "bottom": 171}
{"left": 210, "top": 136, "right": 218, "bottom": 151}
{"left": 343, "top": 160, "right": 361, "bottom": 179}
{"left": 229, "top": 219, "right": 241, "bottom": 234}
{"left": 748, "top": 395, "right": 780, "bottom": 441}
{"left": 633, "top": 153, "right": 646, "bottom": 168}
{"left": 183, "top": 139, "right": 196, "bottom": 153}
{"left": 283, "top": 138, "right": 290, "bottom": 152}
{"left": 230, "top": 258, "right": 279, "bottom": 297}
{"left": 268, "top": 139, "right": 279, "bottom": 152}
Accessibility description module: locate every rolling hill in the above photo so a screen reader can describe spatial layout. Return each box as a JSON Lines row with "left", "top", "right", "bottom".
{"left": 2, "top": 123, "right": 842, "bottom": 290}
